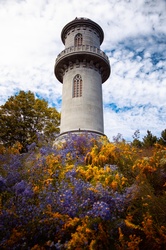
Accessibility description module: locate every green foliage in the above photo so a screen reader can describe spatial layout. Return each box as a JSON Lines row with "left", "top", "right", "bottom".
{"left": 0, "top": 91, "right": 60, "bottom": 151}
{"left": 158, "top": 129, "right": 166, "bottom": 146}
{"left": 142, "top": 130, "right": 157, "bottom": 148}
{"left": 161, "top": 129, "right": 166, "bottom": 142}
{"left": 131, "top": 129, "right": 166, "bottom": 149}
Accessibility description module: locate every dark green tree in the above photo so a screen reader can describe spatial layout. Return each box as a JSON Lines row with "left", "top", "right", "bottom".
{"left": 158, "top": 129, "right": 166, "bottom": 145}
{"left": 0, "top": 91, "right": 60, "bottom": 151}
{"left": 142, "top": 130, "right": 157, "bottom": 148}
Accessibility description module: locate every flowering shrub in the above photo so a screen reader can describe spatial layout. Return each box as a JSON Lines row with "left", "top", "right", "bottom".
{"left": 0, "top": 135, "right": 166, "bottom": 249}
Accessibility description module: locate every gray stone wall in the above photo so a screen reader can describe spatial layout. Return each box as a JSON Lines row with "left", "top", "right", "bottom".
{"left": 60, "top": 64, "right": 104, "bottom": 133}
{"left": 64, "top": 27, "right": 100, "bottom": 48}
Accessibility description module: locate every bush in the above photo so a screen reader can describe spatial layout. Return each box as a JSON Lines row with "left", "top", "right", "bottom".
{"left": 0, "top": 134, "right": 166, "bottom": 249}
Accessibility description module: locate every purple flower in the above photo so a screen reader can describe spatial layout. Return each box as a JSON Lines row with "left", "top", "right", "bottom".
{"left": 0, "top": 176, "right": 7, "bottom": 192}
{"left": 6, "top": 172, "right": 21, "bottom": 187}
{"left": 13, "top": 180, "right": 33, "bottom": 197}
{"left": 87, "top": 201, "right": 111, "bottom": 220}
{"left": 27, "top": 142, "right": 36, "bottom": 151}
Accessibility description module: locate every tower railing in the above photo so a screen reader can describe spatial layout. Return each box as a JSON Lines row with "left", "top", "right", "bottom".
{"left": 56, "top": 45, "right": 109, "bottom": 64}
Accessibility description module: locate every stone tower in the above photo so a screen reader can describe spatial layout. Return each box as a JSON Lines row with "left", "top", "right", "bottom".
{"left": 54, "top": 17, "right": 110, "bottom": 138}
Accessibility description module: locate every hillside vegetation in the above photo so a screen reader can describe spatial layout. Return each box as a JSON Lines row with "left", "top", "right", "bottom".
{"left": 0, "top": 133, "right": 166, "bottom": 249}
{"left": 0, "top": 92, "right": 166, "bottom": 249}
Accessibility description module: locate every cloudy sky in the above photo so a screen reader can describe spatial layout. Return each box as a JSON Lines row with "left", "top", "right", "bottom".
{"left": 0, "top": 0, "right": 165, "bottom": 141}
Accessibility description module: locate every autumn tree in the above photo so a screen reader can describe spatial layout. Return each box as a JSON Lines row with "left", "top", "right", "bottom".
{"left": 0, "top": 91, "right": 60, "bottom": 151}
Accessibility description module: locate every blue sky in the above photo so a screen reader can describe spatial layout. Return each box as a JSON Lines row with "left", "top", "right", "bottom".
{"left": 0, "top": 0, "right": 165, "bottom": 141}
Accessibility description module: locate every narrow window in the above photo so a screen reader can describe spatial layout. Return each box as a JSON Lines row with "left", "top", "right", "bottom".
{"left": 75, "top": 33, "right": 82, "bottom": 46}
{"left": 73, "top": 74, "right": 82, "bottom": 98}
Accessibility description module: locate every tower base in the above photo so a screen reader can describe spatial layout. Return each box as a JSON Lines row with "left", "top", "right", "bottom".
{"left": 54, "top": 129, "right": 106, "bottom": 145}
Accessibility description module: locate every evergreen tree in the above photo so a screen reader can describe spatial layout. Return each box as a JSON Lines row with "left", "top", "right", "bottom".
{"left": 0, "top": 91, "right": 60, "bottom": 151}
{"left": 142, "top": 130, "right": 157, "bottom": 148}
{"left": 161, "top": 129, "right": 166, "bottom": 141}
{"left": 158, "top": 129, "right": 166, "bottom": 145}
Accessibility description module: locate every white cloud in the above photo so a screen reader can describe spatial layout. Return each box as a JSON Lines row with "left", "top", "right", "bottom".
{"left": 0, "top": 0, "right": 165, "bottom": 140}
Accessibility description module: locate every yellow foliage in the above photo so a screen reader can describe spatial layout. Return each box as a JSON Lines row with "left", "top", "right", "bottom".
{"left": 140, "top": 212, "right": 166, "bottom": 247}
{"left": 142, "top": 213, "right": 155, "bottom": 239}
{"left": 127, "top": 234, "right": 142, "bottom": 250}
{"left": 66, "top": 217, "right": 95, "bottom": 249}
{"left": 125, "top": 219, "right": 141, "bottom": 230}
{"left": 45, "top": 154, "right": 61, "bottom": 168}
{"left": 110, "top": 180, "right": 118, "bottom": 190}
{"left": 133, "top": 157, "right": 157, "bottom": 176}
{"left": 43, "top": 178, "right": 53, "bottom": 186}
{"left": 124, "top": 214, "right": 142, "bottom": 230}
{"left": 31, "top": 245, "right": 45, "bottom": 250}
{"left": 0, "top": 145, "right": 6, "bottom": 154}
{"left": 117, "top": 228, "right": 142, "bottom": 250}
{"left": 89, "top": 239, "right": 97, "bottom": 250}
{"left": 115, "top": 173, "right": 120, "bottom": 180}
{"left": 88, "top": 187, "right": 99, "bottom": 193}
{"left": 121, "top": 176, "right": 127, "bottom": 185}
{"left": 0, "top": 142, "right": 23, "bottom": 155}
{"left": 118, "top": 227, "right": 124, "bottom": 241}
{"left": 63, "top": 217, "right": 80, "bottom": 230}
{"left": 77, "top": 162, "right": 128, "bottom": 192}
{"left": 159, "top": 226, "right": 166, "bottom": 242}
{"left": 33, "top": 185, "right": 40, "bottom": 193}
{"left": 89, "top": 142, "right": 117, "bottom": 167}
{"left": 7, "top": 228, "right": 25, "bottom": 247}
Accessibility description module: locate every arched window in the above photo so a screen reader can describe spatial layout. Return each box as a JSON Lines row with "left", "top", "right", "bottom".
{"left": 75, "top": 33, "right": 83, "bottom": 47}
{"left": 73, "top": 74, "right": 82, "bottom": 98}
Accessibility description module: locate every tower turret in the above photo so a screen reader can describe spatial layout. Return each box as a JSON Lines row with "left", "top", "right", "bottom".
{"left": 54, "top": 17, "right": 110, "bottom": 137}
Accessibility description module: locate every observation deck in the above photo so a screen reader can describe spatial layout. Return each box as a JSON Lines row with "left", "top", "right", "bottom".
{"left": 54, "top": 45, "right": 110, "bottom": 83}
